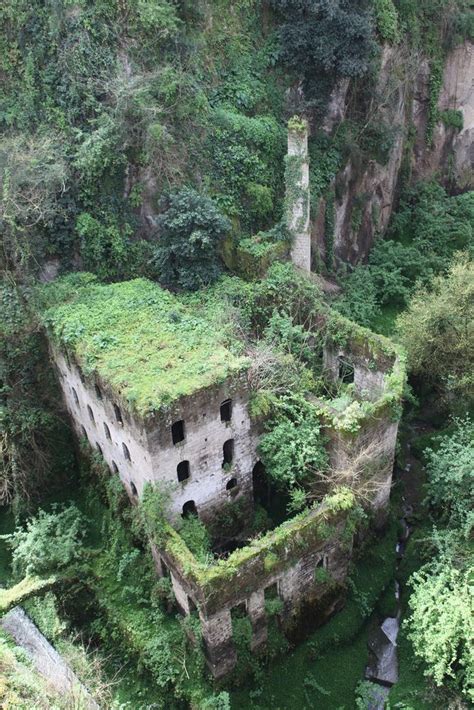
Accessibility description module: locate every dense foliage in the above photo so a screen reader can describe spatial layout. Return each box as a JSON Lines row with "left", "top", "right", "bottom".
{"left": 4, "top": 504, "right": 85, "bottom": 579}
{"left": 405, "top": 420, "right": 474, "bottom": 702}
{"left": 335, "top": 183, "right": 474, "bottom": 328}
{"left": 152, "top": 188, "right": 231, "bottom": 290}
{"left": 397, "top": 256, "right": 473, "bottom": 407}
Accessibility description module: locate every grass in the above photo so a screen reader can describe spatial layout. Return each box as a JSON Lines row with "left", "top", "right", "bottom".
{"left": 40, "top": 275, "right": 249, "bottom": 417}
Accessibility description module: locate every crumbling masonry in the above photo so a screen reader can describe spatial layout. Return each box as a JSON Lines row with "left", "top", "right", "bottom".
{"left": 45, "top": 278, "right": 405, "bottom": 679}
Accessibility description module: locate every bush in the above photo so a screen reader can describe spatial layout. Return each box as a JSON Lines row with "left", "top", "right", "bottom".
{"left": 152, "top": 188, "right": 231, "bottom": 290}
{"left": 397, "top": 255, "right": 474, "bottom": 405}
{"left": 4, "top": 504, "right": 85, "bottom": 579}
{"left": 424, "top": 417, "right": 474, "bottom": 536}
{"left": 271, "top": 0, "right": 377, "bottom": 80}
{"left": 407, "top": 561, "right": 474, "bottom": 702}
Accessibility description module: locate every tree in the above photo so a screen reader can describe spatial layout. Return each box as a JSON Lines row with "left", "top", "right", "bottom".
{"left": 152, "top": 188, "right": 231, "bottom": 291}
{"left": 4, "top": 504, "right": 86, "bottom": 579}
{"left": 407, "top": 561, "right": 474, "bottom": 702}
{"left": 424, "top": 417, "right": 474, "bottom": 535}
{"left": 271, "top": 1, "right": 376, "bottom": 83}
{"left": 396, "top": 256, "right": 474, "bottom": 405}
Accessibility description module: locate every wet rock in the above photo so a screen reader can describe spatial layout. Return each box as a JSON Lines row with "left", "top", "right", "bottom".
{"left": 365, "top": 618, "right": 399, "bottom": 686}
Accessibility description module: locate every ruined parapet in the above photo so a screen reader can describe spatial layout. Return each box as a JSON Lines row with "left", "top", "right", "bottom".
{"left": 286, "top": 116, "right": 311, "bottom": 271}
{"left": 158, "top": 489, "right": 357, "bottom": 678}
{"left": 318, "top": 312, "right": 406, "bottom": 527}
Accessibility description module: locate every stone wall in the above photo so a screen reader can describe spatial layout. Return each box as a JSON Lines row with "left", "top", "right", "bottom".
{"left": 158, "top": 497, "right": 355, "bottom": 678}
{"left": 52, "top": 347, "right": 257, "bottom": 522}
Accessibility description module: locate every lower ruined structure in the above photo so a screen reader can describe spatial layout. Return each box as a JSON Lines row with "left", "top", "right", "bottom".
{"left": 43, "top": 273, "right": 405, "bottom": 679}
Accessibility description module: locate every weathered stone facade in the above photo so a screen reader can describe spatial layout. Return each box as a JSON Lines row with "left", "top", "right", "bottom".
{"left": 53, "top": 346, "right": 256, "bottom": 523}
{"left": 47, "top": 282, "right": 405, "bottom": 681}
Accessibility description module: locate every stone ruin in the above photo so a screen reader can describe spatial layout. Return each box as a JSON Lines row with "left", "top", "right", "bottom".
{"left": 44, "top": 276, "right": 405, "bottom": 679}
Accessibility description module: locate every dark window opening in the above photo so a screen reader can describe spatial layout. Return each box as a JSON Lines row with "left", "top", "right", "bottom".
{"left": 264, "top": 582, "right": 279, "bottom": 601}
{"left": 182, "top": 500, "right": 197, "bottom": 518}
{"left": 226, "top": 477, "right": 238, "bottom": 491}
{"left": 103, "top": 422, "right": 111, "bottom": 440}
{"left": 80, "top": 425, "right": 88, "bottom": 441}
{"left": 65, "top": 351, "right": 71, "bottom": 368}
{"left": 122, "top": 442, "right": 131, "bottom": 461}
{"left": 316, "top": 556, "right": 328, "bottom": 570}
{"left": 161, "top": 559, "right": 170, "bottom": 578}
{"left": 72, "top": 388, "right": 79, "bottom": 405}
{"left": 338, "top": 357, "right": 354, "bottom": 384}
{"left": 188, "top": 596, "right": 197, "bottom": 612}
{"left": 95, "top": 384, "right": 102, "bottom": 400}
{"left": 220, "top": 399, "right": 232, "bottom": 422}
{"left": 113, "top": 403, "right": 123, "bottom": 425}
{"left": 77, "top": 367, "right": 85, "bottom": 384}
{"left": 111, "top": 461, "right": 119, "bottom": 474}
{"left": 231, "top": 602, "right": 247, "bottom": 619}
{"left": 171, "top": 420, "right": 185, "bottom": 445}
{"left": 95, "top": 442, "right": 103, "bottom": 457}
{"left": 130, "top": 481, "right": 138, "bottom": 496}
{"left": 222, "top": 439, "right": 234, "bottom": 467}
{"left": 87, "top": 405, "right": 95, "bottom": 424}
{"left": 177, "top": 460, "right": 190, "bottom": 483}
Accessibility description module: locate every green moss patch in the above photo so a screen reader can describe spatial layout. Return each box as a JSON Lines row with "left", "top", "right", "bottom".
{"left": 40, "top": 275, "right": 249, "bottom": 417}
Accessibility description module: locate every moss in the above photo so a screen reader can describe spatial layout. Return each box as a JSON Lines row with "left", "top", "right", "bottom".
{"left": 0, "top": 576, "right": 59, "bottom": 614}
{"left": 40, "top": 275, "right": 249, "bottom": 417}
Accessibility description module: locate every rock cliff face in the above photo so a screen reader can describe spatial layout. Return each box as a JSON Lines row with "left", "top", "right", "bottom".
{"left": 318, "top": 41, "right": 474, "bottom": 267}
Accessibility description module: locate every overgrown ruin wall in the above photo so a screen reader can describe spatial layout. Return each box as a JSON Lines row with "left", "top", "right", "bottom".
{"left": 52, "top": 347, "right": 256, "bottom": 523}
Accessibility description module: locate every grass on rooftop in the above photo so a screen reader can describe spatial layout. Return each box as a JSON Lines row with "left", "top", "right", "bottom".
{"left": 41, "top": 275, "right": 249, "bottom": 417}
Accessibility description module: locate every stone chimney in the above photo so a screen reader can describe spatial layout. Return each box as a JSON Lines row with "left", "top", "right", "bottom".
{"left": 286, "top": 117, "right": 310, "bottom": 271}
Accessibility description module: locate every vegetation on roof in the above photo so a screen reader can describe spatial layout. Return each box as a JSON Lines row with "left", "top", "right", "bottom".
{"left": 40, "top": 275, "right": 249, "bottom": 416}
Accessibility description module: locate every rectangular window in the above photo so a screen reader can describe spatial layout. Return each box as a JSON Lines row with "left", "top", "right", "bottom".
{"left": 171, "top": 419, "right": 185, "bottom": 445}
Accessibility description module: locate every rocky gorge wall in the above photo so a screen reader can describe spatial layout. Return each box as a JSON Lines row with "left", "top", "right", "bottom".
{"left": 314, "top": 40, "right": 474, "bottom": 267}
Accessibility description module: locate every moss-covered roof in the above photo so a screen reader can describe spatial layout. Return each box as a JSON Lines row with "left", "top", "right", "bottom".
{"left": 41, "top": 274, "right": 249, "bottom": 416}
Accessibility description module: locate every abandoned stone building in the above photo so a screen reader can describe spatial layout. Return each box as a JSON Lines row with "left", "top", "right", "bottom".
{"left": 44, "top": 272, "right": 405, "bottom": 679}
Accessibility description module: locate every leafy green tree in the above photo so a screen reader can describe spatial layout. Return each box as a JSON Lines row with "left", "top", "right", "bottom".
{"left": 271, "top": 0, "right": 377, "bottom": 83}
{"left": 407, "top": 561, "right": 473, "bottom": 702}
{"left": 397, "top": 256, "right": 473, "bottom": 405}
{"left": 4, "top": 504, "right": 86, "bottom": 578}
{"left": 258, "top": 395, "right": 328, "bottom": 493}
{"left": 152, "top": 188, "right": 231, "bottom": 290}
{"left": 424, "top": 417, "right": 474, "bottom": 536}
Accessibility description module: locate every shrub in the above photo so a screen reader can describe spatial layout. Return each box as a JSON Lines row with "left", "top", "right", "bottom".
{"left": 152, "top": 188, "right": 231, "bottom": 290}
{"left": 271, "top": 0, "right": 377, "bottom": 80}
{"left": 4, "top": 504, "right": 85, "bottom": 579}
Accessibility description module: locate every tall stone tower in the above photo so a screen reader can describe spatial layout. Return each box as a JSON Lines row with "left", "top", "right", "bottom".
{"left": 286, "top": 117, "right": 311, "bottom": 271}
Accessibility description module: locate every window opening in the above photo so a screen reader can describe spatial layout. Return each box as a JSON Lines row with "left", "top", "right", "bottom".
{"left": 111, "top": 461, "right": 119, "bottom": 474}
{"left": 113, "top": 403, "right": 123, "bottom": 425}
{"left": 95, "top": 384, "right": 102, "bottom": 400}
{"left": 222, "top": 439, "right": 234, "bottom": 467}
{"left": 77, "top": 367, "right": 85, "bottom": 384}
{"left": 130, "top": 481, "right": 138, "bottom": 496}
{"left": 72, "top": 388, "right": 79, "bottom": 405}
{"left": 220, "top": 399, "right": 232, "bottom": 422}
{"left": 95, "top": 442, "right": 103, "bottom": 457}
{"left": 177, "top": 460, "right": 190, "bottom": 483}
{"left": 80, "top": 425, "right": 88, "bottom": 441}
{"left": 87, "top": 405, "right": 95, "bottom": 424}
{"left": 103, "top": 422, "right": 111, "bottom": 440}
{"left": 122, "top": 442, "right": 131, "bottom": 461}
{"left": 338, "top": 357, "right": 354, "bottom": 384}
{"left": 316, "top": 555, "right": 328, "bottom": 569}
{"left": 188, "top": 596, "right": 197, "bottom": 612}
{"left": 171, "top": 420, "right": 185, "bottom": 445}
{"left": 226, "top": 477, "right": 238, "bottom": 491}
{"left": 182, "top": 500, "right": 197, "bottom": 517}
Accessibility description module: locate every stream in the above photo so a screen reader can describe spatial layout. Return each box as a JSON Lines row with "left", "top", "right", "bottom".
{"left": 363, "top": 443, "right": 417, "bottom": 709}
